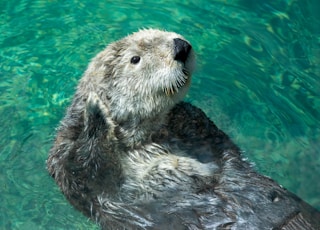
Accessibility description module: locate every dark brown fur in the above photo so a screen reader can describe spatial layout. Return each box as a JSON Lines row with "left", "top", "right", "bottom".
{"left": 47, "top": 29, "right": 320, "bottom": 229}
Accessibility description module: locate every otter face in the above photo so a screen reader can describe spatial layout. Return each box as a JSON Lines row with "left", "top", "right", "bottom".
{"left": 81, "top": 29, "right": 195, "bottom": 123}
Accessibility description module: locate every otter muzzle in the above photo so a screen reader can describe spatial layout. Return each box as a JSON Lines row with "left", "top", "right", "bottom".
{"left": 173, "top": 38, "right": 192, "bottom": 63}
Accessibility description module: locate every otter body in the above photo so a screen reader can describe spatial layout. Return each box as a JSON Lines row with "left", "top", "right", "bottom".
{"left": 47, "top": 29, "right": 320, "bottom": 229}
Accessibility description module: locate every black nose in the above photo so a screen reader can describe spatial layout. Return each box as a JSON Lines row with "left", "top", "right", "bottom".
{"left": 173, "top": 38, "right": 192, "bottom": 63}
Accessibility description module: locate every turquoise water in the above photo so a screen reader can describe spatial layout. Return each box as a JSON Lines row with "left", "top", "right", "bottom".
{"left": 0, "top": 0, "right": 319, "bottom": 229}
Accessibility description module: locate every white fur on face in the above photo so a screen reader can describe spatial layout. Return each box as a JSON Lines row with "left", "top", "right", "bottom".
{"left": 80, "top": 29, "right": 195, "bottom": 123}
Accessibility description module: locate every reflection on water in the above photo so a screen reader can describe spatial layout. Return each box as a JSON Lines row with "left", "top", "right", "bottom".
{"left": 0, "top": 0, "right": 319, "bottom": 228}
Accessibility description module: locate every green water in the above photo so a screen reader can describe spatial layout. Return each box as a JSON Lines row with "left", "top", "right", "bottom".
{"left": 0, "top": 0, "right": 319, "bottom": 229}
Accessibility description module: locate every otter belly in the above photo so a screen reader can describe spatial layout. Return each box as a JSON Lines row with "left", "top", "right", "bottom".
{"left": 120, "top": 143, "right": 219, "bottom": 200}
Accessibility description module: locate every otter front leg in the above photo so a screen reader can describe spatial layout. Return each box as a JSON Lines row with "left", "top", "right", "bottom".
{"left": 65, "top": 92, "right": 121, "bottom": 193}
{"left": 47, "top": 92, "right": 122, "bottom": 217}
{"left": 84, "top": 92, "right": 117, "bottom": 139}
{"left": 69, "top": 92, "right": 118, "bottom": 172}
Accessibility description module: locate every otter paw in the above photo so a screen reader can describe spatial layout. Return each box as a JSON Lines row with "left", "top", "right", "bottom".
{"left": 84, "top": 92, "right": 116, "bottom": 138}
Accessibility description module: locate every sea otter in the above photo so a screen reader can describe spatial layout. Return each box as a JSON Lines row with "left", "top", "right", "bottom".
{"left": 47, "top": 29, "right": 320, "bottom": 229}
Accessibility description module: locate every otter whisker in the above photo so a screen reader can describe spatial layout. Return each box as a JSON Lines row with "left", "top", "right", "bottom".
{"left": 175, "top": 80, "right": 183, "bottom": 89}
{"left": 177, "top": 76, "right": 187, "bottom": 87}
{"left": 164, "top": 87, "right": 170, "bottom": 96}
{"left": 164, "top": 85, "right": 175, "bottom": 96}
{"left": 163, "top": 72, "right": 189, "bottom": 96}
{"left": 170, "top": 85, "right": 175, "bottom": 95}
{"left": 182, "top": 69, "right": 189, "bottom": 76}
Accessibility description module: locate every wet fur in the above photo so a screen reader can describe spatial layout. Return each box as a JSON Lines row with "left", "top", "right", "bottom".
{"left": 47, "top": 29, "right": 320, "bottom": 229}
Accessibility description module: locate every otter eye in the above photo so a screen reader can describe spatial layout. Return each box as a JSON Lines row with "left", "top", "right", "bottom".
{"left": 130, "top": 56, "right": 140, "bottom": 64}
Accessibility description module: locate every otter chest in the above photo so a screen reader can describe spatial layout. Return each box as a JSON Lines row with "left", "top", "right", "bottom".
{"left": 120, "top": 143, "right": 218, "bottom": 200}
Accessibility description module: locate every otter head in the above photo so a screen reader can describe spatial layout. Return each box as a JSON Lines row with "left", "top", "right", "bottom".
{"left": 79, "top": 29, "right": 195, "bottom": 133}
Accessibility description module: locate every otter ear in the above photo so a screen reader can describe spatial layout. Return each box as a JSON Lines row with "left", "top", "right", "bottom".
{"left": 84, "top": 92, "right": 116, "bottom": 138}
